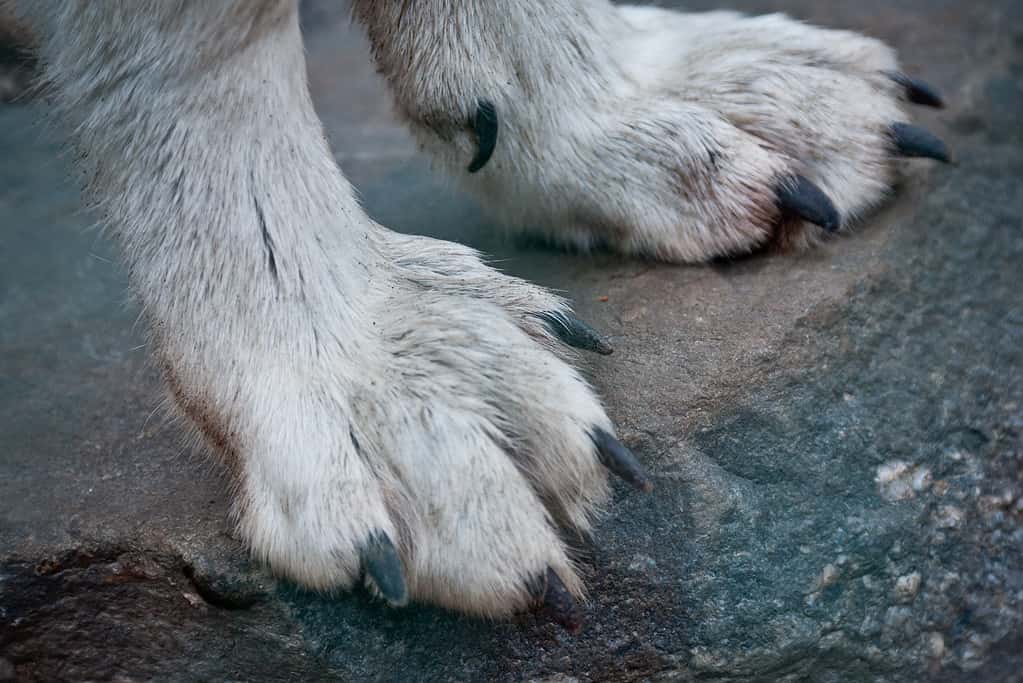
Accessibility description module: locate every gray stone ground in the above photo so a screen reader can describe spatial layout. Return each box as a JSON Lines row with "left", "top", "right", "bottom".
{"left": 2, "top": 1, "right": 1021, "bottom": 681}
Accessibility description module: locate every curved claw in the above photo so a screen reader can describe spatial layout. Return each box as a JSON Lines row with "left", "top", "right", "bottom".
{"left": 592, "top": 428, "right": 653, "bottom": 493}
{"left": 885, "top": 71, "right": 945, "bottom": 109}
{"left": 538, "top": 312, "right": 614, "bottom": 355}
{"left": 362, "top": 533, "right": 408, "bottom": 607}
{"left": 776, "top": 175, "right": 841, "bottom": 233}
{"left": 467, "top": 100, "right": 498, "bottom": 173}
{"left": 540, "top": 568, "right": 584, "bottom": 634}
{"left": 891, "top": 123, "right": 951, "bottom": 163}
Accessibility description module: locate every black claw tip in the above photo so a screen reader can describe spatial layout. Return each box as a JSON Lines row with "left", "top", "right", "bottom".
{"left": 776, "top": 175, "right": 842, "bottom": 233}
{"left": 891, "top": 122, "right": 951, "bottom": 164}
{"left": 540, "top": 568, "right": 584, "bottom": 634}
{"left": 467, "top": 100, "right": 498, "bottom": 173}
{"left": 538, "top": 312, "right": 614, "bottom": 355}
{"left": 591, "top": 427, "right": 653, "bottom": 493}
{"left": 885, "top": 71, "right": 945, "bottom": 109}
{"left": 362, "top": 533, "right": 408, "bottom": 607}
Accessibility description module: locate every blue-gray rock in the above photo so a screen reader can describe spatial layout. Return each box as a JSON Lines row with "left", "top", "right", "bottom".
{"left": 2, "top": 1, "right": 1021, "bottom": 681}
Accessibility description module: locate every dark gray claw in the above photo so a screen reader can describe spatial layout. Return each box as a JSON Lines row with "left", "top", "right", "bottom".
{"left": 362, "top": 533, "right": 408, "bottom": 607}
{"left": 885, "top": 71, "right": 945, "bottom": 109}
{"left": 776, "top": 175, "right": 841, "bottom": 233}
{"left": 540, "top": 568, "right": 584, "bottom": 634}
{"left": 891, "top": 122, "right": 951, "bottom": 163}
{"left": 592, "top": 428, "right": 653, "bottom": 493}
{"left": 468, "top": 100, "right": 498, "bottom": 173}
{"left": 538, "top": 312, "right": 614, "bottom": 355}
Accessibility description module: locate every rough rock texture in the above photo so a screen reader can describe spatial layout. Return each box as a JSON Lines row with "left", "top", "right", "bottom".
{"left": 2, "top": 1, "right": 1021, "bottom": 681}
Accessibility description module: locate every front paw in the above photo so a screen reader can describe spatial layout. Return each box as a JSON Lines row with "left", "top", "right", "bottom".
{"left": 439, "top": 9, "right": 951, "bottom": 262}
{"left": 166, "top": 241, "right": 648, "bottom": 630}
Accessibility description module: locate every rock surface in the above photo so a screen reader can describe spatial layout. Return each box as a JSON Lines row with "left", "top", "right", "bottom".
{"left": 2, "top": 1, "right": 1021, "bottom": 681}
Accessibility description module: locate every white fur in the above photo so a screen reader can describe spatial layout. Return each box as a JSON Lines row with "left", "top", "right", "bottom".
{"left": 356, "top": 0, "right": 911, "bottom": 259}
{"left": 7, "top": 0, "right": 927, "bottom": 618}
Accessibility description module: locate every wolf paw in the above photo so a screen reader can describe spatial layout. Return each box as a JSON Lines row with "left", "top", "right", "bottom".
{"left": 414, "top": 8, "right": 950, "bottom": 261}
{"left": 171, "top": 231, "right": 648, "bottom": 631}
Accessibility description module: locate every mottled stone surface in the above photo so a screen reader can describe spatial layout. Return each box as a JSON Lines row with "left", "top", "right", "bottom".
{"left": 2, "top": 1, "right": 1021, "bottom": 681}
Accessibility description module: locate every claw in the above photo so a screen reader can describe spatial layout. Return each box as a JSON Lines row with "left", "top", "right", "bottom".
{"left": 775, "top": 175, "right": 841, "bottom": 233}
{"left": 362, "top": 533, "right": 408, "bottom": 607}
{"left": 538, "top": 312, "right": 614, "bottom": 355}
{"left": 891, "top": 122, "right": 951, "bottom": 163}
{"left": 885, "top": 71, "right": 945, "bottom": 109}
{"left": 540, "top": 568, "right": 584, "bottom": 634}
{"left": 467, "top": 100, "right": 498, "bottom": 173}
{"left": 592, "top": 428, "right": 653, "bottom": 493}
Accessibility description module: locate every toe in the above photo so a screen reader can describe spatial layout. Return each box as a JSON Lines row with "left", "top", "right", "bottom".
{"left": 362, "top": 532, "right": 408, "bottom": 607}
{"left": 885, "top": 71, "right": 946, "bottom": 109}
{"left": 591, "top": 428, "right": 653, "bottom": 492}
{"left": 536, "top": 568, "right": 585, "bottom": 634}
{"left": 537, "top": 311, "right": 614, "bottom": 355}
{"left": 890, "top": 122, "right": 951, "bottom": 163}
{"left": 775, "top": 176, "right": 842, "bottom": 234}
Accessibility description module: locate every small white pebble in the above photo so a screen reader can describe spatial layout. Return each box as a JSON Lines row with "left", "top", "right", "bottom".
{"left": 912, "top": 468, "right": 933, "bottom": 492}
{"left": 877, "top": 461, "right": 909, "bottom": 484}
{"left": 876, "top": 462, "right": 930, "bottom": 502}
{"left": 927, "top": 632, "right": 946, "bottom": 659}
{"left": 935, "top": 505, "right": 964, "bottom": 529}
{"left": 895, "top": 572, "right": 922, "bottom": 603}
{"left": 814, "top": 563, "right": 840, "bottom": 591}
{"left": 182, "top": 592, "right": 205, "bottom": 609}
